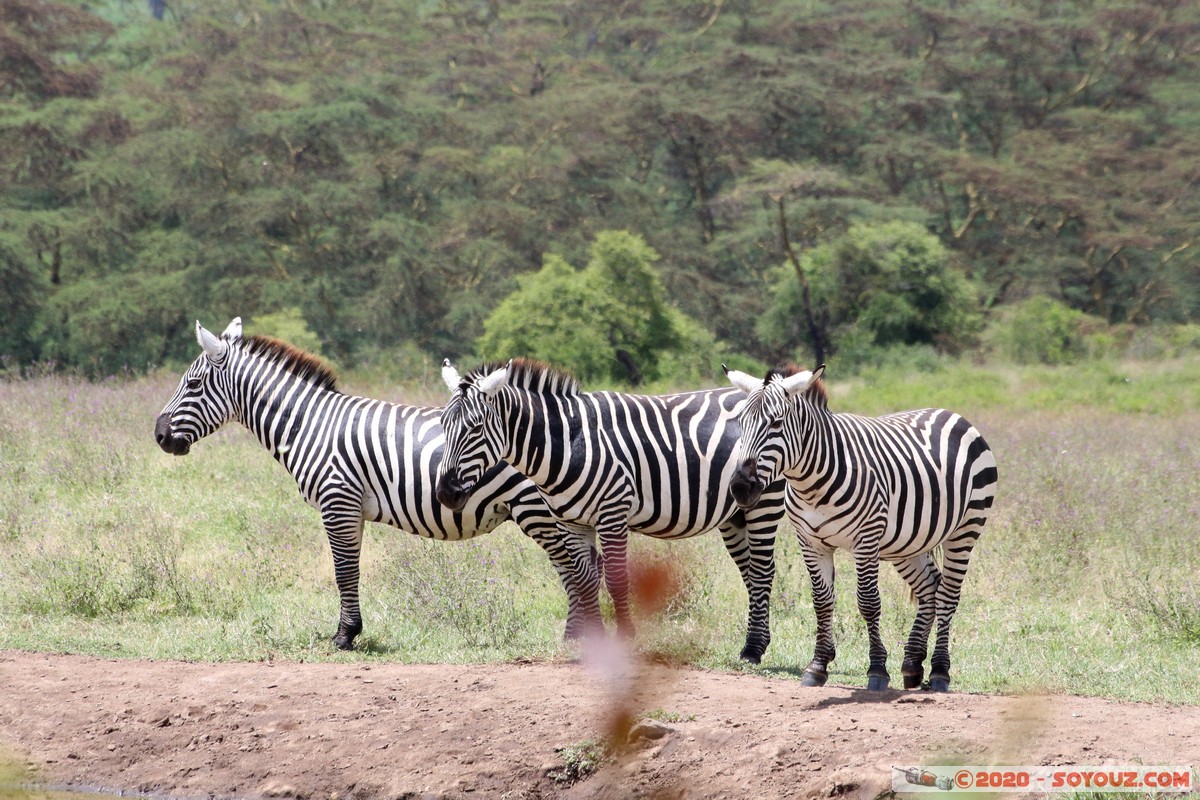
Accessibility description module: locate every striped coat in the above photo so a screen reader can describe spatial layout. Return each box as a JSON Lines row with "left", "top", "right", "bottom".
{"left": 154, "top": 319, "right": 601, "bottom": 649}
{"left": 725, "top": 364, "right": 997, "bottom": 690}
{"left": 436, "top": 358, "right": 787, "bottom": 662}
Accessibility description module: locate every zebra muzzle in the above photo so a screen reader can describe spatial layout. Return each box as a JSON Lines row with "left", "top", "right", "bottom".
{"left": 154, "top": 414, "right": 191, "bottom": 456}
{"left": 729, "top": 458, "right": 764, "bottom": 509}
{"left": 435, "top": 470, "right": 472, "bottom": 511}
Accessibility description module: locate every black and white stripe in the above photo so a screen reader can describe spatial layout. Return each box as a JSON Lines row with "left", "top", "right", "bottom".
{"left": 154, "top": 319, "right": 601, "bottom": 649}
{"left": 725, "top": 364, "right": 997, "bottom": 691}
{"left": 435, "top": 358, "right": 788, "bottom": 663}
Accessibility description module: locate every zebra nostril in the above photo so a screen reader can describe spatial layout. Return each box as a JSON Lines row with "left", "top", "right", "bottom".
{"left": 154, "top": 414, "right": 173, "bottom": 445}
{"left": 738, "top": 458, "right": 758, "bottom": 480}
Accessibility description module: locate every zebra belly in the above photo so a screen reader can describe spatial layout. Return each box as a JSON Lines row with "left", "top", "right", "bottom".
{"left": 366, "top": 487, "right": 512, "bottom": 539}
{"left": 879, "top": 526, "right": 953, "bottom": 561}
{"left": 539, "top": 491, "right": 732, "bottom": 540}
{"left": 794, "top": 506, "right": 955, "bottom": 559}
{"left": 793, "top": 513, "right": 867, "bottom": 551}
{"left": 548, "top": 488, "right": 740, "bottom": 540}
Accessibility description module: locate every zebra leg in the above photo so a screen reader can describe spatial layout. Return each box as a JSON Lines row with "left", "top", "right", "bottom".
{"left": 506, "top": 484, "right": 603, "bottom": 639}
{"left": 853, "top": 547, "right": 890, "bottom": 691}
{"left": 719, "top": 511, "right": 778, "bottom": 664}
{"left": 598, "top": 527, "right": 635, "bottom": 639}
{"left": 798, "top": 536, "right": 837, "bottom": 687}
{"left": 894, "top": 553, "right": 942, "bottom": 689}
{"left": 930, "top": 526, "right": 983, "bottom": 692}
{"left": 522, "top": 520, "right": 603, "bottom": 641}
{"left": 322, "top": 507, "right": 366, "bottom": 651}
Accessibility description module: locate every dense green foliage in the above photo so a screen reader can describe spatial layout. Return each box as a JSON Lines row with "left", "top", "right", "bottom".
{"left": 477, "top": 230, "right": 735, "bottom": 384}
{"left": 2, "top": 0, "right": 1199, "bottom": 377}
{"left": 758, "top": 221, "right": 983, "bottom": 364}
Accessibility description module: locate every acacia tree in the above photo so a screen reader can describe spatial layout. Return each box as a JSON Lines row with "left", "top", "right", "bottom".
{"left": 3, "top": 0, "right": 1200, "bottom": 373}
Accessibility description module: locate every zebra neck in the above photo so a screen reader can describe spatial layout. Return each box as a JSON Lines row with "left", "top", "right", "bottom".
{"left": 237, "top": 362, "right": 338, "bottom": 466}
{"left": 497, "top": 389, "right": 572, "bottom": 489}
{"left": 782, "top": 404, "right": 840, "bottom": 489}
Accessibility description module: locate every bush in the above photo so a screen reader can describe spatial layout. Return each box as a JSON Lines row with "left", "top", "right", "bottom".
{"left": 1123, "top": 323, "right": 1200, "bottom": 360}
{"left": 759, "top": 221, "right": 983, "bottom": 361}
{"left": 1128, "top": 577, "right": 1200, "bottom": 646}
{"left": 477, "top": 230, "right": 728, "bottom": 387}
{"left": 251, "top": 307, "right": 324, "bottom": 356}
{"left": 987, "top": 296, "right": 1096, "bottom": 365}
{"left": 823, "top": 324, "right": 944, "bottom": 375}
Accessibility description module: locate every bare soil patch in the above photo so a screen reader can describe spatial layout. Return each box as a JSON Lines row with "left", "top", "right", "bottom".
{"left": 1, "top": 651, "right": 1196, "bottom": 799}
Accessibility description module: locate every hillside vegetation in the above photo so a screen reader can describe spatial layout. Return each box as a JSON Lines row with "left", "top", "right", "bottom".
{"left": 2, "top": 0, "right": 1199, "bottom": 379}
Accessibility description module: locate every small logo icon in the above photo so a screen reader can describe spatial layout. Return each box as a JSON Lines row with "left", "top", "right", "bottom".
{"left": 895, "top": 767, "right": 953, "bottom": 791}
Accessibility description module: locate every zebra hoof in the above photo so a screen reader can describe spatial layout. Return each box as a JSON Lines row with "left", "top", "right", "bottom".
{"left": 902, "top": 672, "right": 923, "bottom": 690}
{"left": 739, "top": 640, "right": 768, "bottom": 664}
{"left": 801, "top": 669, "right": 828, "bottom": 687}
{"left": 333, "top": 623, "right": 361, "bottom": 651}
{"left": 929, "top": 675, "right": 951, "bottom": 692}
{"left": 866, "top": 674, "right": 890, "bottom": 691}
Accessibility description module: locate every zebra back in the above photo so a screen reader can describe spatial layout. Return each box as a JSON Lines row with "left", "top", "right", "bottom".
{"left": 156, "top": 332, "right": 529, "bottom": 537}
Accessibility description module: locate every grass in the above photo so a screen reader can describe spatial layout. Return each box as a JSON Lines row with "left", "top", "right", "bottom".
{"left": 548, "top": 739, "right": 609, "bottom": 785}
{"left": 0, "top": 355, "right": 1198, "bottom": 705}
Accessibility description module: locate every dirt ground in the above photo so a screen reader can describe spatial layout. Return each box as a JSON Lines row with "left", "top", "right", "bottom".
{"left": 1, "top": 650, "right": 1197, "bottom": 800}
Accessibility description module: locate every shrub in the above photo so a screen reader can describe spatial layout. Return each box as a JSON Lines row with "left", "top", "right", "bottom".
{"left": 1128, "top": 578, "right": 1200, "bottom": 646}
{"left": 759, "top": 221, "right": 984, "bottom": 361}
{"left": 987, "top": 296, "right": 1095, "bottom": 365}
{"left": 250, "top": 307, "right": 324, "bottom": 356}
{"left": 477, "top": 230, "right": 747, "bottom": 388}
{"left": 549, "top": 739, "right": 609, "bottom": 784}
{"left": 653, "top": 309, "right": 766, "bottom": 389}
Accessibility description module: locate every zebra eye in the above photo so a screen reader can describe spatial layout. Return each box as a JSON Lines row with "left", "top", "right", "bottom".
{"left": 186, "top": 377, "right": 202, "bottom": 390}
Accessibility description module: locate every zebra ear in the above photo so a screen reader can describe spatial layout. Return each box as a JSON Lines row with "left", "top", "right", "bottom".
{"left": 441, "top": 358, "right": 461, "bottom": 392}
{"left": 196, "top": 321, "right": 229, "bottom": 364}
{"left": 724, "top": 365, "right": 761, "bottom": 395}
{"left": 221, "top": 317, "right": 243, "bottom": 341}
{"left": 476, "top": 360, "right": 511, "bottom": 398}
{"left": 781, "top": 364, "right": 824, "bottom": 397}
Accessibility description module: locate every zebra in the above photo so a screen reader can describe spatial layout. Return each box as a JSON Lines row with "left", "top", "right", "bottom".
{"left": 723, "top": 363, "right": 997, "bottom": 691}
{"left": 154, "top": 318, "right": 602, "bottom": 650}
{"left": 434, "top": 358, "right": 788, "bottom": 663}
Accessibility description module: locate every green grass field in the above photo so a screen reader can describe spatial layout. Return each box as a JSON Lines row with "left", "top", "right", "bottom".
{"left": 1, "top": 357, "right": 1197, "bottom": 704}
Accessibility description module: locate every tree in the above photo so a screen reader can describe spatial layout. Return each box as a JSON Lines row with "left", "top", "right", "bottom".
{"left": 760, "top": 222, "right": 983, "bottom": 361}
{"left": 1, "top": 0, "right": 1199, "bottom": 375}
{"left": 0, "top": 239, "right": 46, "bottom": 366}
{"left": 477, "top": 231, "right": 678, "bottom": 385}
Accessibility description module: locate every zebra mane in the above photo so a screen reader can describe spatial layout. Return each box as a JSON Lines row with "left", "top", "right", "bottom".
{"left": 767, "top": 364, "right": 827, "bottom": 408}
{"left": 465, "top": 358, "right": 581, "bottom": 397}
{"left": 239, "top": 334, "right": 340, "bottom": 393}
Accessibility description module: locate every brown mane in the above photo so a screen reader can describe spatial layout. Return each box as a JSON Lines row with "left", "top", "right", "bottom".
{"left": 465, "top": 357, "right": 581, "bottom": 397}
{"left": 767, "top": 363, "right": 827, "bottom": 408}
{"left": 241, "top": 334, "right": 339, "bottom": 393}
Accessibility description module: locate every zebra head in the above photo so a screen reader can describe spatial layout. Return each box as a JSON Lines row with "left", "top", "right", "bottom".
{"left": 154, "top": 318, "right": 243, "bottom": 456}
{"left": 724, "top": 363, "right": 825, "bottom": 509}
{"left": 435, "top": 359, "right": 511, "bottom": 511}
